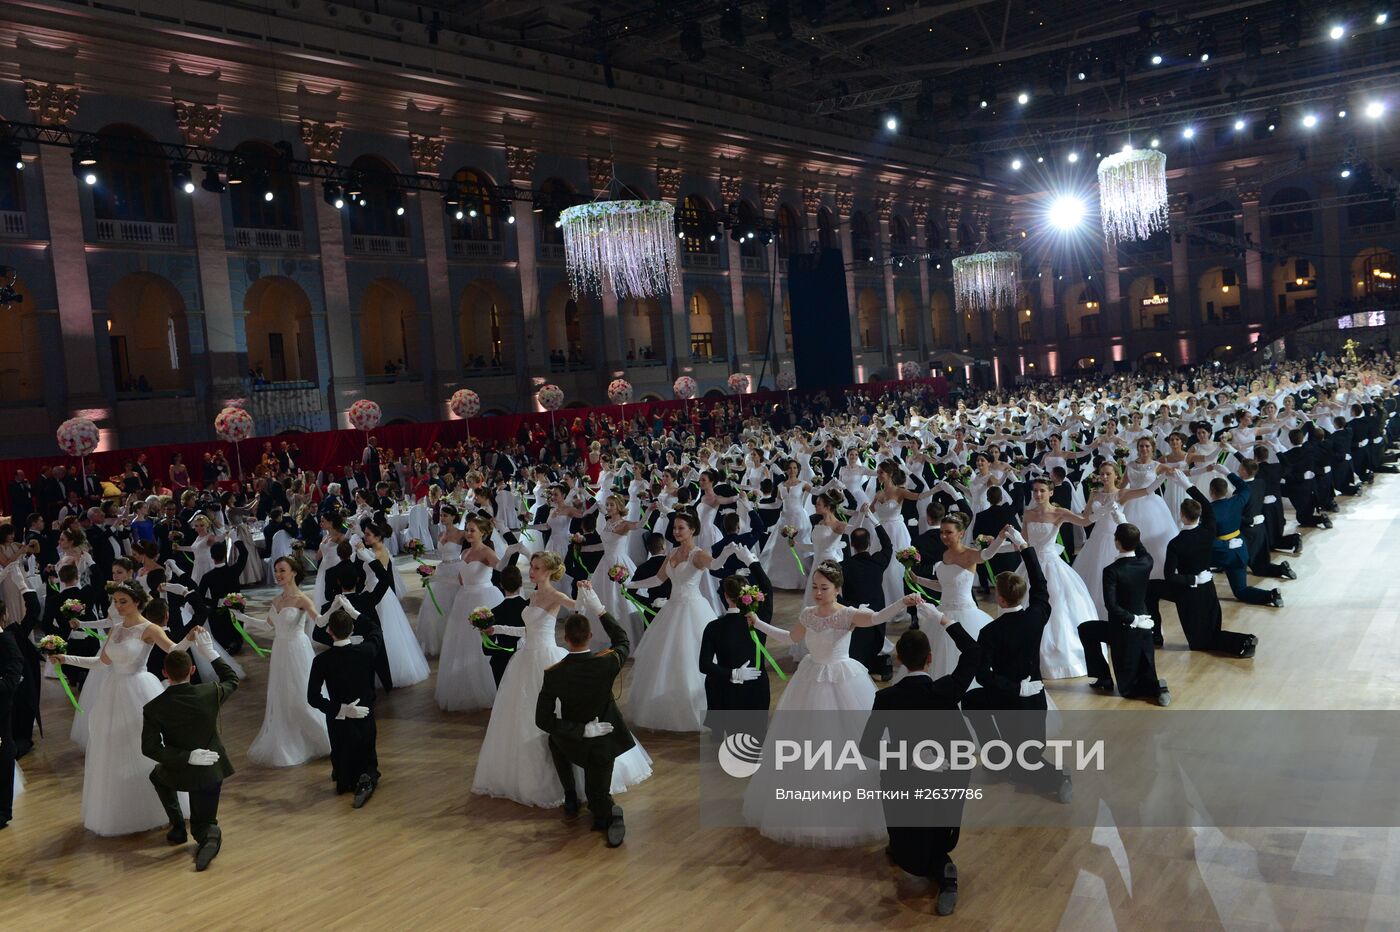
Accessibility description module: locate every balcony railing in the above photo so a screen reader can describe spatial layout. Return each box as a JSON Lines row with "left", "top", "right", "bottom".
{"left": 0, "top": 210, "right": 26, "bottom": 237}
{"left": 349, "top": 234, "right": 410, "bottom": 256}
{"left": 463, "top": 363, "right": 513, "bottom": 377}
{"left": 450, "top": 239, "right": 504, "bottom": 259}
{"left": 681, "top": 251, "right": 722, "bottom": 269}
{"left": 740, "top": 254, "right": 766, "bottom": 272}
{"left": 234, "top": 227, "right": 303, "bottom": 251}
{"left": 95, "top": 219, "right": 177, "bottom": 246}
{"left": 365, "top": 373, "right": 422, "bottom": 385}
{"left": 539, "top": 243, "right": 566, "bottom": 262}
{"left": 549, "top": 357, "right": 592, "bottom": 372}
{"left": 626, "top": 357, "right": 666, "bottom": 368}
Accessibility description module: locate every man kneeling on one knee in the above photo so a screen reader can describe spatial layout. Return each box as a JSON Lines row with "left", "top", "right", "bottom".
{"left": 1077, "top": 523, "right": 1171, "bottom": 706}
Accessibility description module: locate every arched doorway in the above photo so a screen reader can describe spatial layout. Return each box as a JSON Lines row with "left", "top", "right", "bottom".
{"left": 1065, "top": 285, "right": 1103, "bottom": 336}
{"left": 1128, "top": 275, "right": 1170, "bottom": 330}
{"left": 895, "top": 289, "right": 918, "bottom": 347}
{"left": 243, "top": 276, "right": 317, "bottom": 384}
{"left": 1352, "top": 247, "right": 1398, "bottom": 303}
{"left": 744, "top": 287, "right": 770, "bottom": 355}
{"left": 0, "top": 271, "right": 41, "bottom": 402}
{"left": 687, "top": 287, "right": 728, "bottom": 360}
{"left": 459, "top": 279, "right": 514, "bottom": 371}
{"left": 545, "top": 282, "right": 595, "bottom": 369}
{"left": 360, "top": 279, "right": 419, "bottom": 377}
{"left": 1138, "top": 349, "right": 1170, "bottom": 371}
{"left": 930, "top": 291, "right": 953, "bottom": 346}
{"left": 106, "top": 273, "right": 191, "bottom": 391}
{"left": 1207, "top": 343, "right": 1237, "bottom": 362}
{"left": 621, "top": 295, "right": 665, "bottom": 363}
{"left": 1272, "top": 257, "right": 1317, "bottom": 319}
{"left": 1198, "top": 266, "right": 1243, "bottom": 324}
{"left": 856, "top": 289, "right": 883, "bottom": 349}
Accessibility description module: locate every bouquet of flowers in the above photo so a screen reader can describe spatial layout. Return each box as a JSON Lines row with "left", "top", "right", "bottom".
{"left": 104, "top": 580, "right": 119, "bottom": 593}
{"left": 780, "top": 525, "right": 798, "bottom": 541}
{"left": 60, "top": 598, "right": 86, "bottom": 620}
{"left": 220, "top": 593, "right": 247, "bottom": 612}
{"left": 36, "top": 634, "right": 67, "bottom": 656}
{"left": 468, "top": 607, "right": 494, "bottom": 630}
{"left": 405, "top": 538, "right": 426, "bottom": 558}
{"left": 608, "top": 564, "right": 629, "bottom": 583}
{"left": 894, "top": 547, "right": 921, "bottom": 566}
{"left": 738, "top": 584, "right": 765, "bottom": 607}
{"left": 975, "top": 534, "right": 993, "bottom": 548}
{"left": 416, "top": 564, "right": 436, "bottom": 579}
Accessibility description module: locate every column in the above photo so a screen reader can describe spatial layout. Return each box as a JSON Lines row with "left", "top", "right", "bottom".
{"left": 1240, "top": 188, "right": 1269, "bottom": 328}
{"left": 417, "top": 190, "right": 459, "bottom": 410}
{"left": 943, "top": 204, "right": 962, "bottom": 349}
{"left": 657, "top": 164, "right": 689, "bottom": 371}
{"left": 1316, "top": 182, "right": 1346, "bottom": 315}
{"left": 879, "top": 199, "right": 898, "bottom": 365}
{"left": 725, "top": 236, "right": 748, "bottom": 365}
{"left": 836, "top": 190, "right": 860, "bottom": 351}
{"left": 1168, "top": 192, "right": 1194, "bottom": 362}
{"left": 38, "top": 143, "right": 104, "bottom": 405}
{"left": 913, "top": 204, "right": 933, "bottom": 355}
{"left": 767, "top": 238, "right": 787, "bottom": 356}
{"left": 312, "top": 191, "right": 364, "bottom": 424}
{"left": 1103, "top": 236, "right": 1127, "bottom": 334}
{"left": 506, "top": 146, "right": 547, "bottom": 378}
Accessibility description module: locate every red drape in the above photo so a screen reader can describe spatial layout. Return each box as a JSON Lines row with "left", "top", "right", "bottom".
{"left": 0, "top": 377, "right": 947, "bottom": 511}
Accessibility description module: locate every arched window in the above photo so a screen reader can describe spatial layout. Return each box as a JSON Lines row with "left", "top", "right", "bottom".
{"left": 857, "top": 289, "right": 883, "bottom": 348}
{"left": 925, "top": 215, "right": 943, "bottom": 250}
{"left": 459, "top": 280, "right": 514, "bottom": 370}
{"left": 347, "top": 155, "right": 408, "bottom": 238}
{"left": 737, "top": 201, "right": 763, "bottom": 258}
{"left": 895, "top": 290, "right": 918, "bottom": 346}
{"left": 537, "top": 177, "right": 575, "bottom": 245}
{"left": 890, "top": 215, "right": 912, "bottom": 252}
{"left": 850, "top": 211, "right": 875, "bottom": 262}
{"left": 545, "top": 283, "right": 593, "bottom": 368}
{"left": 776, "top": 204, "right": 802, "bottom": 260}
{"left": 621, "top": 296, "right": 665, "bottom": 363}
{"left": 1354, "top": 248, "right": 1398, "bottom": 301}
{"left": 106, "top": 273, "right": 190, "bottom": 391}
{"left": 360, "top": 279, "right": 419, "bottom": 377}
{"left": 1198, "top": 267, "right": 1243, "bottom": 323}
{"left": 1268, "top": 187, "right": 1313, "bottom": 238}
{"left": 1347, "top": 174, "right": 1398, "bottom": 227}
{"left": 680, "top": 194, "right": 719, "bottom": 255}
{"left": 92, "top": 125, "right": 172, "bottom": 223}
{"left": 817, "top": 207, "right": 836, "bottom": 251}
{"left": 229, "top": 141, "right": 300, "bottom": 230}
{"left": 449, "top": 167, "right": 500, "bottom": 241}
{"left": 243, "top": 276, "right": 317, "bottom": 384}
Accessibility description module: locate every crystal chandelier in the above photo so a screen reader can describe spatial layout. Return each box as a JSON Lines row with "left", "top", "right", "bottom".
{"left": 559, "top": 200, "right": 681, "bottom": 301}
{"left": 1096, "top": 148, "right": 1168, "bottom": 243}
{"left": 952, "top": 251, "right": 1021, "bottom": 313}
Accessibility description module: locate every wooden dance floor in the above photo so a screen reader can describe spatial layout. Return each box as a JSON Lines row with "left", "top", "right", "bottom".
{"left": 11, "top": 476, "right": 1400, "bottom": 930}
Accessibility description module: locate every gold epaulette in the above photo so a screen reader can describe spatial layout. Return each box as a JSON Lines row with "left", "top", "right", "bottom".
{"left": 595, "top": 648, "right": 616, "bottom": 657}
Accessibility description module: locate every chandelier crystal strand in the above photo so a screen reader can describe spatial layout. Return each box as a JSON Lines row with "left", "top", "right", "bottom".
{"left": 952, "top": 251, "right": 1021, "bottom": 313}
{"left": 559, "top": 200, "right": 681, "bottom": 300}
{"left": 1097, "top": 148, "right": 1168, "bottom": 243}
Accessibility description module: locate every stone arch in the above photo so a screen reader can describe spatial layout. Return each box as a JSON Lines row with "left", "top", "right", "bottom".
{"left": 1197, "top": 266, "right": 1244, "bottom": 324}
{"left": 106, "top": 272, "right": 191, "bottom": 391}
{"left": 620, "top": 295, "right": 665, "bottom": 361}
{"left": 895, "top": 289, "right": 918, "bottom": 347}
{"left": 0, "top": 270, "right": 41, "bottom": 402}
{"left": 931, "top": 291, "right": 954, "bottom": 346}
{"left": 360, "top": 278, "right": 420, "bottom": 377}
{"left": 850, "top": 211, "right": 876, "bottom": 262}
{"left": 243, "top": 276, "right": 317, "bottom": 383}
{"left": 1352, "top": 247, "right": 1398, "bottom": 302}
{"left": 744, "top": 287, "right": 771, "bottom": 355}
{"left": 459, "top": 279, "right": 514, "bottom": 370}
{"left": 687, "top": 286, "right": 728, "bottom": 361}
{"left": 544, "top": 282, "right": 597, "bottom": 368}
{"left": 856, "top": 288, "right": 884, "bottom": 349}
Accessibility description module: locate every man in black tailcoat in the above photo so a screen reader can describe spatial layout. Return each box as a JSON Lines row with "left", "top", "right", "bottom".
{"left": 699, "top": 548, "right": 774, "bottom": 718}
{"left": 840, "top": 522, "right": 894, "bottom": 679}
{"left": 1077, "top": 524, "right": 1171, "bottom": 705}
{"left": 308, "top": 610, "right": 381, "bottom": 808}
{"left": 484, "top": 564, "right": 524, "bottom": 685}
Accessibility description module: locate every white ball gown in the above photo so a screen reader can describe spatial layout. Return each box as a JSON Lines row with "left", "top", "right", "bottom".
{"left": 435, "top": 561, "right": 500, "bottom": 712}
{"left": 1022, "top": 521, "right": 1093, "bottom": 679}
{"left": 1074, "top": 498, "right": 1125, "bottom": 620}
{"left": 364, "top": 555, "right": 430, "bottom": 687}
{"left": 78, "top": 622, "right": 186, "bottom": 835}
{"left": 471, "top": 604, "right": 652, "bottom": 806}
{"left": 873, "top": 498, "right": 913, "bottom": 606}
{"left": 926, "top": 561, "right": 994, "bottom": 680}
{"left": 759, "top": 482, "right": 811, "bottom": 590}
{"left": 1121, "top": 462, "right": 1178, "bottom": 580}
{"left": 588, "top": 521, "right": 642, "bottom": 649}
{"left": 415, "top": 541, "right": 463, "bottom": 657}
{"left": 247, "top": 607, "right": 331, "bottom": 767}
{"left": 741, "top": 605, "right": 884, "bottom": 847}
{"left": 627, "top": 554, "right": 713, "bottom": 732}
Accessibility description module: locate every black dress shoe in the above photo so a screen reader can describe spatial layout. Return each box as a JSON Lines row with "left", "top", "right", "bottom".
{"left": 1156, "top": 680, "right": 1172, "bottom": 707}
{"left": 1055, "top": 774, "right": 1074, "bottom": 805}
{"left": 1280, "top": 562, "right": 1297, "bottom": 580}
{"left": 194, "top": 827, "right": 221, "bottom": 872}
{"left": 167, "top": 823, "right": 188, "bottom": 845}
{"left": 1268, "top": 589, "right": 1284, "bottom": 608}
{"left": 1089, "top": 678, "right": 1115, "bottom": 692}
{"left": 935, "top": 862, "right": 959, "bottom": 917}
{"left": 352, "top": 775, "right": 376, "bottom": 809}
{"left": 1239, "top": 639, "right": 1257, "bottom": 659}
{"left": 563, "top": 796, "right": 581, "bottom": 818}
{"left": 1152, "top": 633, "right": 1164, "bottom": 648}
{"left": 606, "top": 805, "right": 626, "bottom": 848}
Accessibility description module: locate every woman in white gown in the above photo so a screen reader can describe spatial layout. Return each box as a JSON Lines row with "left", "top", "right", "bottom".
{"left": 416, "top": 504, "right": 466, "bottom": 657}
{"left": 758, "top": 462, "right": 812, "bottom": 590}
{"left": 54, "top": 582, "right": 194, "bottom": 836}
{"left": 436, "top": 517, "right": 500, "bottom": 712}
{"left": 588, "top": 494, "right": 646, "bottom": 649}
{"left": 358, "top": 518, "right": 430, "bottom": 687}
{"left": 1073, "top": 462, "right": 1149, "bottom": 619}
{"left": 801, "top": 492, "right": 849, "bottom": 607}
{"left": 628, "top": 513, "right": 715, "bottom": 732}
{"left": 311, "top": 513, "right": 351, "bottom": 616}
{"left": 871, "top": 461, "right": 932, "bottom": 605}
{"left": 742, "top": 562, "right": 919, "bottom": 847}
{"left": 542, "top": 487, "right": 585, "bottom": 597}
{"left": 241, "top": 557, "right": 331, "bottom": 766}
{"left": 909, "top": 514, "right": 1008, "bottom": 680}
{"left": 1121, "top": 438, "right": 1182, "bottom": 580}
{"left": 1021, "top": 479, "right": 1098, "bottom": 679}
{"left": 471, "top": 561, "right": 651, "bottom": 806}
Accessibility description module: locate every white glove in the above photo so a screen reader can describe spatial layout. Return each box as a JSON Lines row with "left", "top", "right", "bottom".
{"left": 187, "top": 748, "right": 220, "bottom": 766}
{"left": 337, "top": 700, "right": 370, "bottom": 720}
{"left": 732, "top": 544, "right": 756, "bottom": 564}
{"left": 331, "top": 594, "right": 361, "bottom": 621}
{"left": 355, "top": 545, "right": 375, "bottom": 563}
{"left": 161, "top": 582, "right": 190, "bottom": 597}
{"left": 194, "top": 628, "right": 218, "bottom": 660}
{"left": 1128, "top": 614, "right": 1155, "bottom": 630}
{"left": 730, "top": 661, "right": 762, "bottom": 684}
{"left": 916, "top": 602, "right": 946, "bottom": 627}
{"left": 1018, "top": 677, "right": 1045, "bottom": 698}
{"left": 164, "top": 559, "right": 181, "bottom": 578}
{"left": 1006, "top": 528, "right": 1027, "bottom": 549}
{"left": 1110, "top": 504, "right": 1127, "bottom": 523}
{"left": 576, "top": 587, "right": 604, "bottom": 620}
{"left": 582, "top": 718, "right": 614, "bottom": 738}
{"left": 1304, "top": 470, "right": 1315, "bottom": 480}
{"left": 1193, "top": 569, "right": 1213, "bottom": 586}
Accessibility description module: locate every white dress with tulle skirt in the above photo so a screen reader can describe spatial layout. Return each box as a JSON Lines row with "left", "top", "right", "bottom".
{"left": 1121, "top": 462, "right": 1177, "bottom": 581}
{"left": 1022, "top": 520, "right": 1093, "bottom": 679}
{"left": 927, "top": 561, "right": 995, "bottom": 681}
{"left": 588, "top": 522, "right": 642, "bottom": 649}
{"left": 365, "top": 555, "right": 430, "bottom": 687}
{"left": 415, "top": 541, "right": 463, "bottom": 657}
{"left": 627, "top": 555, "right": 712, "bottom": 732}
{"left": 1074, "top": 498, "right": 1125, "bottom": 620}
{"left": 435, "top": 561, "right": 500, "bottom": 712}
{"left": 248, "top": 607, "right": 331, "bottom": 767}
{"left": 471, "top": 605, "right": 652, "bottom": 807}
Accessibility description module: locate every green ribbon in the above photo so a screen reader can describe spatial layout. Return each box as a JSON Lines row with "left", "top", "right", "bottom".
{"left": 225, "top": 608, "right": 270, "bottom": 658}
{"left": 788, "top": 543, "right": 806, "bottom": 574}
{"left": 903, "top": 567, "right": 937, "bottom": 602}
{"left": 751, "top": 629, "right": 788, "bottom": 681}
{"left": 1217, "top": 450, "right": 1230, "bottom": 464}
{"left": 623, "top": 589, "right": 657, "bottom": 624}
{"left": 1055, "top": 530, "right": 1072, "bottom": 563}
{"left": 423, "top": 578, "right": 443, "bottom": 613}
{"left": 54, "top": 662, "right": 82, "bottom": 712}
{"left": 572, "top": 549, "right": 588, "bottom": 574}
{"left": 81, "top": 626, "right": 104, "bottom": 642}
{"left": 480, "top": 630, "right": 514, "bottom": 652}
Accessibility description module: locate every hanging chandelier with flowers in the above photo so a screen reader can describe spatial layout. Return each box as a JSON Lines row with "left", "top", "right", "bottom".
{"left": 559, "top": 200, "right": 681, "bottom": 301}
{"left": 1096, "top": 147, "right": 1169, "bottom": 244}
{"left": 952, "top": 251, "right": 1021, "bottom": 313}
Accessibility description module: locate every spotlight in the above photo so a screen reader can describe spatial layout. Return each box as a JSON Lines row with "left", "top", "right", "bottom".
{"left": 1234, "top": 117, "right": 1246, "bottom": 131}
{"left": 709, "top": 232, "right": 717, "bottom": 242}
{"left": 1067, "top": 151, "right": 1079, "bottom": 163}
{"left": 324, "top": 181, "right": 343, "bottom": 209}
{"left": 74, "top": 139, "right": 98, "bottom": 166}
{"left": 172, "top": 162, "right": 195, "bottom": 194}
{"left": 1076, "top": 71, "right": 1086, "bottom": 81}
{"left": 1182, "top": 126, "right": 1196, "bottom": 139}
{"left": 1149, "top": 137, "right": 1160, "bottom": 147}
{"left": 1302, "top": 113, "right": 1319, "bottom": 128}
{"left": 1329, "top": 24, "right": 1345, "bottom": 40}
{"left": 1340, "top": 163, "right": 1353, "bottom": 178}
{"left": 201, "top": 165, "right": 226, "bottom": 193}
{"left": 263, "top": 189, "right": 275, "bottom": 203}
{"left": 1010, "top": 158, "right": 1023, "bottom": 170}
{"left": 979, "top": 98, "right": 989, "bottom": 110}
{"left": 1200, "top": 53, "right": 1210, "bottom": 62}
{"left": 1366, "top": 100, "right": 1386, "bottom": 119}
{"left": 1379, "top": 12, "right": 1390, "bottom": 25}
{"left": 83, "top": 171, "right": 97, "bottom": 186}
{"left": 1017, "top": 91, "right": 1030, "bottom": 105}
{"left": 1338, "top": 108, "right": 1348, "bottom": 118}
{"left": 1036, "top": 155, "right": 1044, "bottom": 163}
{"left": 455, "top": 209, "right": 465, "bottom": 220}
{"left": 1048, "top": 195, "right": 1086, "bottom": 230}
{"left": 1150, "top": 54, "right": 1163, "bottom": 65}
{"left": 884, "top": 113, "right": 899, "bottom": 132}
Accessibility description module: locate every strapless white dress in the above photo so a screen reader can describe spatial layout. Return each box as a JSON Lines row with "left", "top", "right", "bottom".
{"left": 1022, "top": 521, "right": 1093, "bottom": 679}
{"left": 415, "top": 541, "right": 463, "bottom": 657}
{"left": 927, "top": 561, "right": 994, "bottom": 681}
{"left": 627, "top": 556, "right": 712, "bottom": 732}
{"left": 248, "top": 607, "right": 331, "bottom": 766}
{"left": 435, "top": 561, "right": 500, "bottom": 712}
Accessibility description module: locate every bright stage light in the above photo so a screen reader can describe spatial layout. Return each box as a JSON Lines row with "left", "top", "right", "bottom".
{"left": 1182, "top": 126, "right": 1196, "bottom": 139}
{"left": 1067, "top": 151, "right": 1079, "bottom": 163}
{"left": 1010, "top": 158, "right": 1023, "bottom": 170}
{"left": 1149, "top": 136, "right": 1160, "bottom": 147}
{"left": 1048, "top": 195, "right": 1086, "bottom": 231}
{"left": 1151, "top": 54, "right": 1163, "bottom": 65}
{"left": 1379, "top": 12, "right": 1390, "bottom": 25}
{"left": 1234, "top": 118, "right": 1246, "bottom": 130}
{"left": 885, "top": 115, "right": 899, "bottom": 131}
{"left": 1365, "top": 100, "right": 1386, "bottom": 119}
{"left": 1017, "top": 92, "right": 1029, "bottom": 105}
{"left": 1302, "top": 113, "right": 1319, "bottom": 128}
{"left": 1330, "top": 24, "right": 1345, "bottom": 39}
